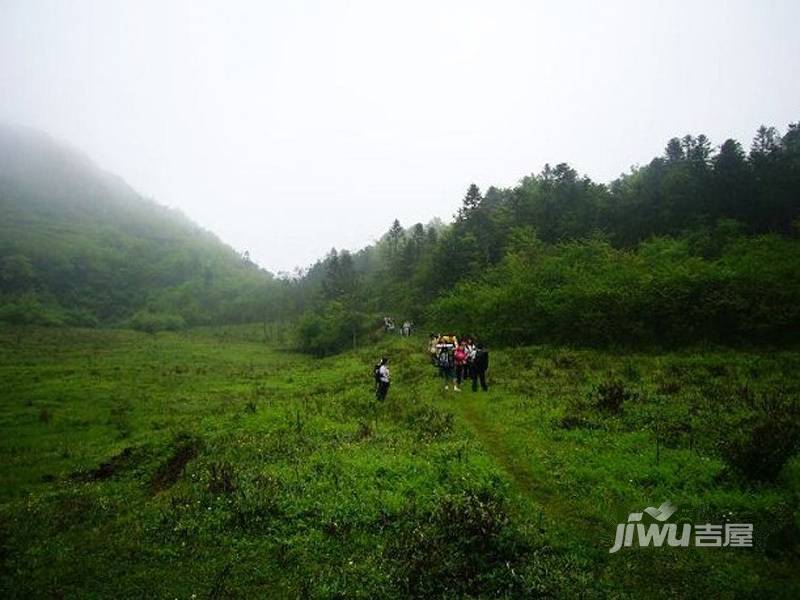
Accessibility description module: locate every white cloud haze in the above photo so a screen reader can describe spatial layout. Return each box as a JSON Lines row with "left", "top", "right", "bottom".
{"left": 1, "top": 0, "right": 799, "bottom": 272}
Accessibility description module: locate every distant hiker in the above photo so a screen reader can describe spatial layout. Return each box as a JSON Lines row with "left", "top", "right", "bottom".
{"left": 383, "top": 316, "right": 395, "bottom": 333}
{"left": 453, "top": 341, "right": 468, "bottom": 392}
{"left": 471, "top": 343, "right": 489, "bottom": 392}
{"left": 402, "top": 321, "right": 412, "bottom": 336}
{"left": 429, "top": 333, "right": 439, "bottom": 365}
{"left": 374, "top": 357, "right": 390, "bottom": 400}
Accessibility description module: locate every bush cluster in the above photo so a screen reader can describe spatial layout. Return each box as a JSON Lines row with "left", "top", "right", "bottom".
{"left": 428, "top": 234, "right": 800, "bottom": 346}
{"left": 129, "top": 310, "right": 185, "bottom": 333}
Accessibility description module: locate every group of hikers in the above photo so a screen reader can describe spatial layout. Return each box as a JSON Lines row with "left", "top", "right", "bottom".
{"left": 383, "top": 316, "right": 414, "bottom": 337}
{"left": 372, "top": 328, "right": 490, "bottom": 401}
{"left": 429, "top": 333, "right": 489, "bottom": 393}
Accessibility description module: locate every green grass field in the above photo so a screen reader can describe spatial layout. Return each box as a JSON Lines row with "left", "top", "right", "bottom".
{"left": 1, "top": 326, "right": 799, "bottom": 598}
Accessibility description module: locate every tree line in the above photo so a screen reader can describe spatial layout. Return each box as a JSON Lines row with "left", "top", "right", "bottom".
{"left": 288, "top": 121, "right": 800, "bottom": 353}
{"left": 1, "top": 121, "right": 798, "bottom": 348}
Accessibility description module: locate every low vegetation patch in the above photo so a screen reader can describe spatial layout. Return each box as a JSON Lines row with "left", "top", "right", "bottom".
{"left": 386, "top": 487, "right": 529, "bottom": 597}
{"left": 406, "top": 405, "right": 455, "bottom": 440}
{"left": 589, "top": 378, "right": 638, "bottom": 413}
{"left": 717, "top": 397, "right": 800, "bottom": 483}
{"left": 0, "top": 327, "right": 798, "bottom": 597}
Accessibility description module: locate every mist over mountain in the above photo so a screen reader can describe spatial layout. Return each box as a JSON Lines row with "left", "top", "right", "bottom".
{"left": 0, "top": 125, "right": 273, "bottom": 328}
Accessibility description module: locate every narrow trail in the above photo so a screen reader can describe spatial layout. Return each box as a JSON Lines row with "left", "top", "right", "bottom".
{"left": 458, "top": 399, "right": 549, "bottom": 501}
{"left": 405, "top": 342, "right": 604, "bottom": 541}
{"left": 407, "top": 347, "right": 549, "bottom": 504}
{"left": 448, "top": 392, "right": 607, "bottom": 542}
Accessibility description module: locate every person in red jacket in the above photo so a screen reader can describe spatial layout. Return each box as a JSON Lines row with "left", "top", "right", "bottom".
{"left": 453, "top": 340, "right": 468, "bottom": 392}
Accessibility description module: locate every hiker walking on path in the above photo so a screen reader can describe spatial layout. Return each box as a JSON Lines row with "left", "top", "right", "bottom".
{"left": 471, "top": 343, "right": 489, "bottom": 392}
{"left": 375, "top": 357, "right": 390, "bottom": 400}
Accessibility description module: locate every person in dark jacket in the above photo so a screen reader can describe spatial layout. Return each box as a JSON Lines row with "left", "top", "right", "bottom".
{"left": 375, "top": 357, "right": 390, "bottom": 400}
{"left": 471, "top": 343, "right": 489, "bottom": 392}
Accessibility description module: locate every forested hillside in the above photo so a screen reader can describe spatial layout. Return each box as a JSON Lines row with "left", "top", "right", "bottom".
{"left": 2, "top": 122, "right": 799, "bottom": 349}
{"left": 291, "top": 122, "right": 800, "bottom": 353}
{"left": 0, "top": 126, "right": 276, "bottom": 329}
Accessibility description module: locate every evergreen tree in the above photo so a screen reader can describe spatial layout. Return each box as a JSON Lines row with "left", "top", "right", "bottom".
{"left": 457, "top": 184, "right": 483, "bottom": 221}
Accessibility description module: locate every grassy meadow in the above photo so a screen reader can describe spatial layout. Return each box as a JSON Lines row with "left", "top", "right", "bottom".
{"left": 1, "top": 326, "right": 799, "bottom": 598}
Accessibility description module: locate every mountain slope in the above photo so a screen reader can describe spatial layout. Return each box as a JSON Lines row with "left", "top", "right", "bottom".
{"left": 0, "top": 125, "right": 273, "bottom": 327}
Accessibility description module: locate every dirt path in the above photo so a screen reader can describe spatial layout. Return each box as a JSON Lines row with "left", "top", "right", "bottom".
{"left": 459, "top": 399, "right": 550, "bottom": 502}
{"left": 454, "top": 396, "right": 605, "bottom": 540}
{"left": 407, "top": 345, "right": 603, "bottom": 539}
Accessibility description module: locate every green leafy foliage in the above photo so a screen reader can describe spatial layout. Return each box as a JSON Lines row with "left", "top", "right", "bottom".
{"left": 280, "top": 120, "right": 800, "bottom": 352}
{"left": 128, "top": 309, "right": 186, "bottom": 333}
{"left": 716, "top": 395, "right": 800, "bottom": 483}
{"left": 427, "top": 233, "right": 800, "bottom": 346}
{"left": 295, "top": 301, "right": 370, "bottom": 356}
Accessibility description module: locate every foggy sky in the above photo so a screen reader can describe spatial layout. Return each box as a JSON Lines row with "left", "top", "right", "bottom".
{"left": 1, "top": 0, "right": 799, "bottom": 273}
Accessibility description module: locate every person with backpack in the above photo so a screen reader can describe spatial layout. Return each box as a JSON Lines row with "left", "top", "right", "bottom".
{"left": 453, "top": 340, "right": 468, "bottom": 392}
{"left": 437, "top": 346, "right": 455, "bottom": 390}
{"left": 471, "top": 343, "right": 489, "bottom": 392}
{"left": 374, "top": 357, "right": 390, "bottom": 401}
{"left": 465, "top": 337, "right": 477, "bottom": 373}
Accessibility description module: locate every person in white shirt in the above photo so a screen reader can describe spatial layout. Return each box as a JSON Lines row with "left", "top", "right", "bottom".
{"left": 375, "top": 357, "right": 390, "bottom": 401}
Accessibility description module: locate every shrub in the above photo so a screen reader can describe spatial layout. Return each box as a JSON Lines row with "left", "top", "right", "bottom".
{"left": 589, "top": 378, "right": 636, "bottom": 414}
{"left": 427, "top": 234, "right": 800, "bottom": 347}
{"left": 718, "top": 402, "right": 800, "bottom": 483}
{"left": 129, "top": 310, "right": 185, "bottom": 333}
{"left": 406, "top": 406, "right": 454, "bottom": 440}
{"left": 294, "top": 302, "right": 369, "bottom": 356}
{"left": 386, "top": 487, "right": 527, "bottom": 597}
{"left": 0, "top": 294, "right": 66, "bottom": 326}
